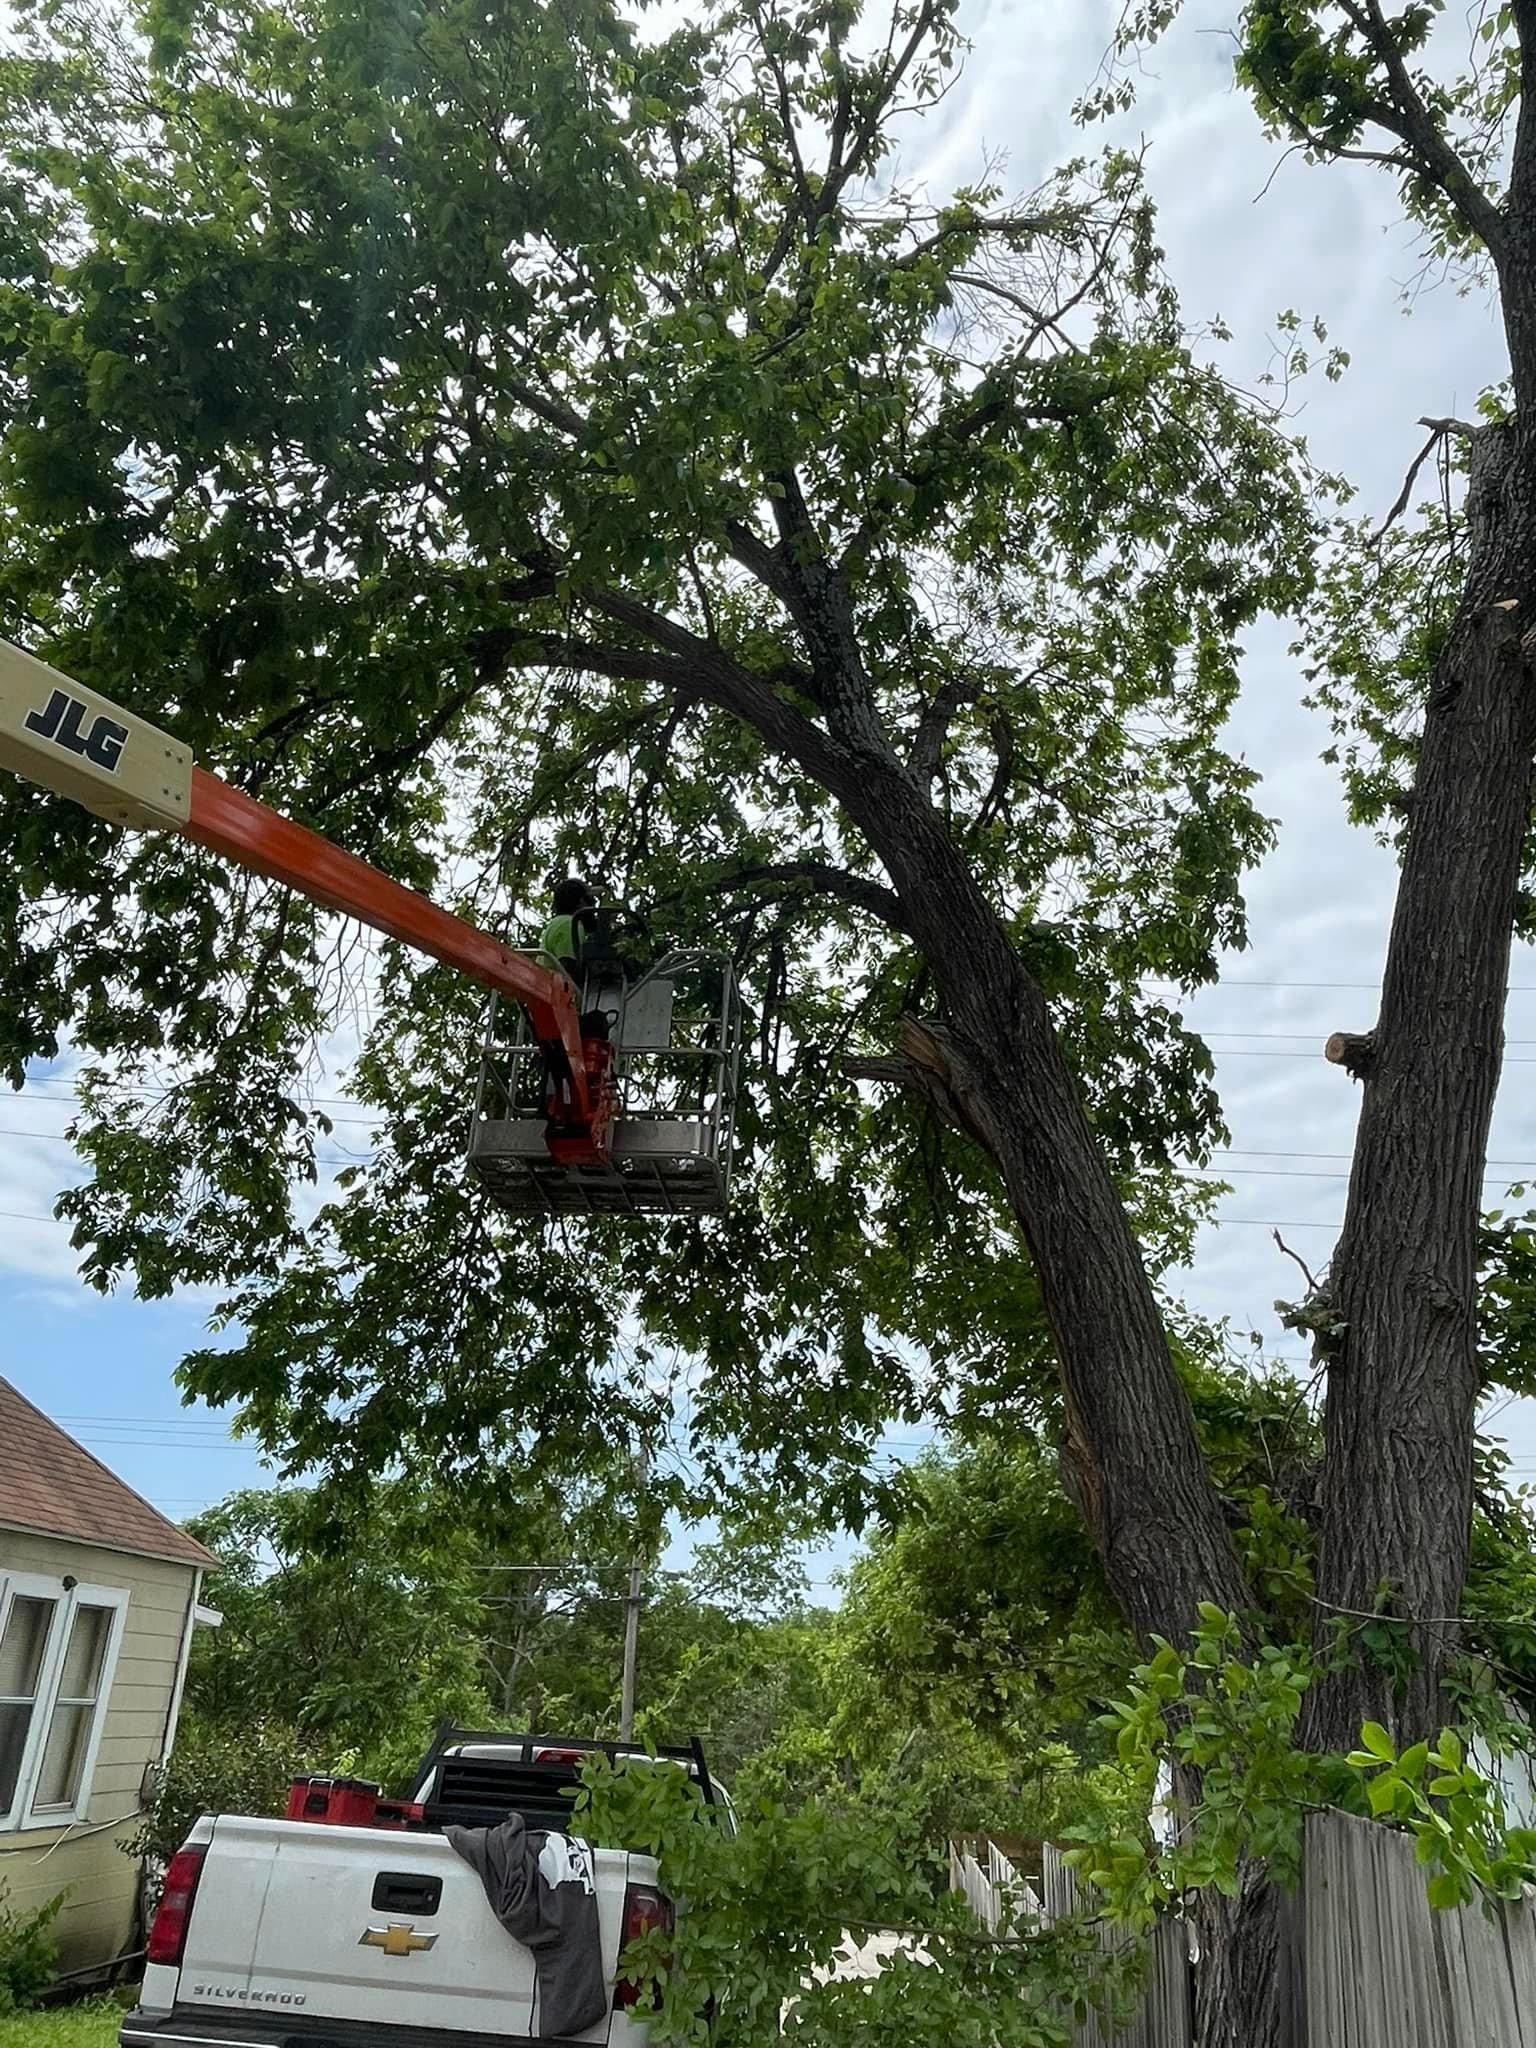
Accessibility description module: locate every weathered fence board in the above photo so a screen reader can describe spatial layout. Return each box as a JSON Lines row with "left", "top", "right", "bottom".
{"left": 1039, "top": 1843, "right": 1194, "bottom": 2048}
{"left": 1306, "top": 1809, "right": 1536, "bottom": 2047}
{"left": 954, "top": 1813, "right": 1536, "bottom": 2044}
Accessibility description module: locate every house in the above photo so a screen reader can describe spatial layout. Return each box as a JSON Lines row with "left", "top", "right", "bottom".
{"left": 0, "top": 1377, "right": 219, "bottom": 1978}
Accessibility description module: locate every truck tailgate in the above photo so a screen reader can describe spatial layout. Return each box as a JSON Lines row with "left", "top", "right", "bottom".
{"left": 178, "top": 1817, "right": 631, "bottom": 2043}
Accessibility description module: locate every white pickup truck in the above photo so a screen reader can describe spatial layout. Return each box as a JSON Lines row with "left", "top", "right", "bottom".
{"left": 120, "top": 1731, "right": 728, "bottom": 2048}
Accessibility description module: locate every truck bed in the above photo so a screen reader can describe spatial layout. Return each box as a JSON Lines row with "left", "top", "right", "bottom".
{"left": 127, "top": 1814, "right": 648, "bottom": 2048}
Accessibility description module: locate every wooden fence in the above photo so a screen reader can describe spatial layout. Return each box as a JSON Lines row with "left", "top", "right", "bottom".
{"left": 952, "top": 1809, "right": 1536, "bottom": 2045}
{"left": 1304, "top": 1808, "right": 1536, "bottom": 2044}
{"left": 1039, "top": 1844, "right": 1193, "bottom": 2048}
{"left": 949, "top": 1837, "right": 1042, "bottom": 1934}
{"left": 948, "top": 1836, "right": 1192, "bottom": 2046}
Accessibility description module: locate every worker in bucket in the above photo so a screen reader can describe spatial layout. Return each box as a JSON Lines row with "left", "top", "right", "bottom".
{"left": 540, "top": 877, "right": 637, "bottom": 984}
{"left": 540, "top": 876, "right": 598, "bottom": 981}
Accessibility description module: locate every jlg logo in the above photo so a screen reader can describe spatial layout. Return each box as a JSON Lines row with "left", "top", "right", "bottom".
{"left": 24, "top": 687, "right": 130, "bottom": 772}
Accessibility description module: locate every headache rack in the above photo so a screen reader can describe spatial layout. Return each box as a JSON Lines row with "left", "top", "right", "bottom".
{"left": 412, "top": 1724, "right": 716, "bottom": 1834}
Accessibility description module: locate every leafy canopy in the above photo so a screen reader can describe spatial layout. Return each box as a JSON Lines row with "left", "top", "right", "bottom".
{"left": 0, "top": 0, "right": 1318, "bottom": 1500}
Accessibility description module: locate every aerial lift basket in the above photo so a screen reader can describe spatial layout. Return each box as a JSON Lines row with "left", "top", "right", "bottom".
{"left": 467, "top": 950, "right": 743, "bottom": 1217}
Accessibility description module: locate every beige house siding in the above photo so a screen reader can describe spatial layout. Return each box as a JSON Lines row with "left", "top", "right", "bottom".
{"left": 1, "top": 1528, "right": 198, "bottom": 1975}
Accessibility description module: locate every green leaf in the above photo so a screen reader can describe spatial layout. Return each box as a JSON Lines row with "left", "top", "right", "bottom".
{"left": 1359, "top": 1722, "right": 1396, "bottom": 1762}
{"left": 1367, "top": 1774, "right": 1401, "bottom": 1817}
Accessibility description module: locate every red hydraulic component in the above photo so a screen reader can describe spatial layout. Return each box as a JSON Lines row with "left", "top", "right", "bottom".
{"left": 546, "top": 1031, "right": 617, "bottom": 1168}
{"left": 184, "top": 768, "right": 608, "bottom": 1162}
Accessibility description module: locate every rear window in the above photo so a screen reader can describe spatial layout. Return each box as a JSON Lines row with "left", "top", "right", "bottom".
{"left": 428, "top": 1753, "right": 583, "bottom": 1833}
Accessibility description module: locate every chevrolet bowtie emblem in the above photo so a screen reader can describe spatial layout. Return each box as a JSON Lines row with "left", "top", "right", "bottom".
{"left": 359, "top": 1923, "right": 438, "bottom": 1958}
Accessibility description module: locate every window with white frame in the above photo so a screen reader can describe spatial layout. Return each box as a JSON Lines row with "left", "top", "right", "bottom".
{"left": 0, "top": 1575, "right": 127, "bottom": 1830}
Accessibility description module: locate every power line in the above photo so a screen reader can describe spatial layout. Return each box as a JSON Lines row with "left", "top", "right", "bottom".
{"left": 1187, "top": 1166, "right": 1535, "bottom": 1184}
{"left": 1202, "top": 1217, "right": 1340, "bottom": 1229}
{"left": 1203, "top": 1030, "right": 1536, "bottom": 1045}
{"left": 9, "top": 1119, "right": 1536, "bottom": 1187}
{"left": 0, "top": 1123, "right": 372, "bottom": 1168}
{"left": 1150, "top": 977, "right": 1536, "bottom": 992}
{"left": 1212, "top": 1047, "right": 1536, "bottom": 1062}
{"left": 67, "top": 1437, "right": 256, "bottom": 1453}
{"left": 1214, "top": 1147, "right": 1536, "bottom": 1167}
{"left": 50, "top": 1409, "right": 239, "bottom": 1427}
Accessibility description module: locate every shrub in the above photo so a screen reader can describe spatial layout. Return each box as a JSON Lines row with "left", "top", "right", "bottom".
{"left": 0, "top": 1887, "right": 65, "bottom": 2014}
{"left": 124, "top": 1720, "right": 300, "bottom": 1879}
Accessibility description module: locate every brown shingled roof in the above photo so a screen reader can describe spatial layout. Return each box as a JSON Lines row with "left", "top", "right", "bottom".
{"left": 0, "top": 1378, "right": 217, "bottom": 1571}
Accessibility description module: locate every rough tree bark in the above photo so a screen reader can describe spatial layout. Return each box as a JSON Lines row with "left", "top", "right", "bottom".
{"left": 1286, "top": 0, "right": 1536, "bottom": 1752}
{"left": 1193, "top": 1876, "right": 1301, "bottom": 2048}
{"left": 1303, "top": 420, "right": 1536, "bottom": 1751}
{"left": 831, "top": 761, "right": 1256, "bottom": 1644}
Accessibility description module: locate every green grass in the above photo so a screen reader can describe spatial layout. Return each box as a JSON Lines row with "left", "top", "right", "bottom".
{"left": 0, "top": 2000, "right": 122, "bottom": 2048}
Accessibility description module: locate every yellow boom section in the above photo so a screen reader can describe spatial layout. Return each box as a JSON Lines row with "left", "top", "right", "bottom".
{"left": 0, "top": 636, "right": 192, "bottom": 831}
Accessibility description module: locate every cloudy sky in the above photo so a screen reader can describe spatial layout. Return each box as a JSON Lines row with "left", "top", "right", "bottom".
{"left": 4, "top": 0, "right": 1534, "bottom": 1554}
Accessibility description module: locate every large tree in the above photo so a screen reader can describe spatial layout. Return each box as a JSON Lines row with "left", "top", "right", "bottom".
{"left": 1212, "top": 0, "right": 1536, "bottom": 1755}
{"left": 2, "top": 0, "right": 1528, "bottom": 2031}
{"left": 0, "top": 0, "right": 1308, "bottom": 1603}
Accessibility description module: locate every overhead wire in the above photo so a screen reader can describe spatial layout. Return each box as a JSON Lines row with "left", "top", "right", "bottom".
{"left": 7, "top": 1119, "right": 1535, "bottom": 1188}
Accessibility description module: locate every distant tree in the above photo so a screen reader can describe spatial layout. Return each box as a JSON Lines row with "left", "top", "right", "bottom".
{"left": 183, "top": 1486, "right": 493, "bottom": 1784}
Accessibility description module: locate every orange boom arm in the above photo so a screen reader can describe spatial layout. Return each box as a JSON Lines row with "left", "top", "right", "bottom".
{"left": 0, "top": 637, "right": 612, "bottom": 1163}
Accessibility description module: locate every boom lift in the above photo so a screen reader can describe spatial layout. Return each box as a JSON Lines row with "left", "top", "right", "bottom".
{"left": 0, "top": 637, "right": 739, "bottom": 1216}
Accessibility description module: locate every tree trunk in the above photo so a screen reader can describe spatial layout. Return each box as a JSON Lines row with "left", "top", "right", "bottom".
{"left": 840, "top": 779, "right": 1294, "bottom": 2047}
{"left": 1304, "top": 420, "right": 1536, "bottom": 1752}
{"left": 1193, "top": 1871, "right": 1301, "bottom": 2048}
{"left": 837, "top": 764, "right": 1254, "bottom": 1648}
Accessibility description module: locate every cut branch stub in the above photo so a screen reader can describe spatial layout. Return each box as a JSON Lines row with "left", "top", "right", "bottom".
{"left": 843, "top": 1015, "right": 1004, "bottom": 1162}
{"left": 1325, "top": 1028, "right": 1378, "bottom": 1081}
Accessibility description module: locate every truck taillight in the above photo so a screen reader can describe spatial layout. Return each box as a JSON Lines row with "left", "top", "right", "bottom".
{"left": 147, "top": 1844, "right": 207, "bottom": 1966}
{"left": 532, "top": 1747, "right": 587, "bottom": 1765}
{"left": 614, "top": 1884, "right": 673, "bottom": 2012}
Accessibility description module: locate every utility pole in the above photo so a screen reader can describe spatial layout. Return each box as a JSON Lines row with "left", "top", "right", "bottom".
{"left": 618, "top": 1445, "right": 649, "bottom": 1742}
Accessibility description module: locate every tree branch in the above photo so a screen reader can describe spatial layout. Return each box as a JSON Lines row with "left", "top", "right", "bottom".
{"left": 971, "top": 713, "right": 1016, "bottom": 833}
{"left": 650, "top": 859, "right": 910, "bottom": 933}
{"left": 740, "top": 469, "right": 902, "bottom": 767}
{"left": 1337, "top": 0, "right": 1507, "bottom": 257}
{"left": 479, "top": 595, "right": 868, "bottom": 812}
{"left": 1375, "top": 421, "right": 1454, "bottom": 539}
{"left": 1325, "top": 1028, "right": 1378, "bottom": 1081}
{"left": 844, "top": 1016, "right": 1005, "bottom": 1163}
{"left": 471, "top": 625, "right": 690, "bottom": 689}
{"left": 908, "top": 675, "right": 982, "bottom": 788}
{"left": 503, "top": 377, "right": 589, "bottom": 440}
{"left": 723, "top": 517, "right": 806, "bottom": 628}
{"left": 840, "top": 364, "right": 1110, "bottom": 574}
{"left": 752, "top": 4, "right": 815, "bottom": 216}
{"left": 758, "top": 0, "right": 946, "bottom": 284}
{"left": 1271, "top": 1229, "right": 1320, "bottom": 1295}
{"left": 319, "top": 675, "right": 485, "bottom": 810}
